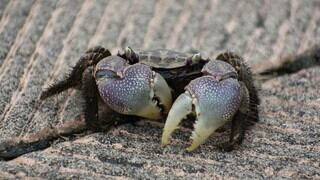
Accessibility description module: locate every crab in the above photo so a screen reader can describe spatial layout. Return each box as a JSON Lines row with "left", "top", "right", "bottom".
{"left": 40, "top": 46, "right": 259, "bottom": 152}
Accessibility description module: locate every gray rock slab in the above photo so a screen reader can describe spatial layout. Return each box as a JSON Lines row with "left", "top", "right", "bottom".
{"left": 0, "top": 0, "right": 319, "bottom": 179}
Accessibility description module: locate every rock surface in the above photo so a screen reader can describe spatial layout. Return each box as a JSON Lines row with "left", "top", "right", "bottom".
{"left": 0, "top": 0, "right": 319, "bottom": 179}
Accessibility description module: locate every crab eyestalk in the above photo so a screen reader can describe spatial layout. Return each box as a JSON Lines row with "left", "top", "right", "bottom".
{"left": 162, "top": 76, "right": 241, "bottom": 151}
{"left": 125, "top": 46, "right": 139, "bottom": 64}
{"left": 95, "top": 56, "right": 172, "bottom": 120}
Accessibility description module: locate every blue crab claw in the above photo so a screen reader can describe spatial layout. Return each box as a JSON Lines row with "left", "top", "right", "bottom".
{"left": 95, "top": 56, "right": 172, "bottom": 120}
{"left": 162, "top": 76, "right": 241, "bottom": 151}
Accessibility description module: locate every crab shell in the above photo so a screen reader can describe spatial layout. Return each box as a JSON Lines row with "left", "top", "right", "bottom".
{"left": 126, "top": 48, "right": 208, "bottom": 98}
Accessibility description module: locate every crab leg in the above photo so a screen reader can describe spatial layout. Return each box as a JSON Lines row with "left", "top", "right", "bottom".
{"left": 40, "top": 46, "right": 111, "bottom": 100}
{"left": 162, "top": 76, "right": 242, "bottom": 151}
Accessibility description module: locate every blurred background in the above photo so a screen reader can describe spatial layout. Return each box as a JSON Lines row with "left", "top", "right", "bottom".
{"left": 0, "top": 0, "right": 319, "bottom": 179}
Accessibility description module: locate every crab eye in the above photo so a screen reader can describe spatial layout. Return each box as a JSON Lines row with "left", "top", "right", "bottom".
{"left": 95, "top": 69, "right": 118, "bottom": 79}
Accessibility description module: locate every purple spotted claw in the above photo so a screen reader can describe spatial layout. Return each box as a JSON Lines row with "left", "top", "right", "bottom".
{"left": 95, "top": 56, "right": 172, "bottom": 120}
{"left": 162, "top": 60, "right": 246, "bottom": 151}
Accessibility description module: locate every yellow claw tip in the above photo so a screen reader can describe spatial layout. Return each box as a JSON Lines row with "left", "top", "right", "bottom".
{"left": 161, "top": 141, "right": 169, "bottom": 146}
{"left": 161, "top": 135, "right": 170, "bottom": 146}
{"left": 186, "top": 144, "right": 199, "bottom": 152}
{"left": 161, "top": 142, "right": 168, "bottom": 147}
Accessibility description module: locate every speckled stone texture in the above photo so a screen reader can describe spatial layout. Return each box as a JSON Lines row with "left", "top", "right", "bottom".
{"left": 0, "top": 0, "right": 319, "bottom": 179}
